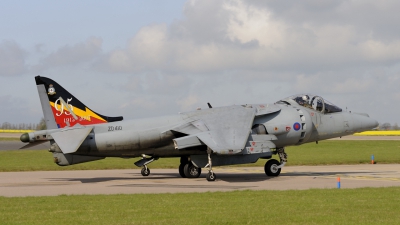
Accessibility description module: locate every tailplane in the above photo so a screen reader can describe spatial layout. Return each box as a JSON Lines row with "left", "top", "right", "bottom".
{"left": 35, "top": 76, "right": 123, "bottom": 129}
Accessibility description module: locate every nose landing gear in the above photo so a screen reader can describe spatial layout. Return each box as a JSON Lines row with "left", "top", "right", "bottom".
{"left": 265, "top": 147, "right": 287, "bottom": 177}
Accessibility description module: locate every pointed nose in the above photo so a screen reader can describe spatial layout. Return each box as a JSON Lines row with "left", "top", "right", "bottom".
{"left": 365, "top": 117, "right": 379, "bottom": 130}
{"left": 352, "top": 114, "right": 379, "bottom": 132}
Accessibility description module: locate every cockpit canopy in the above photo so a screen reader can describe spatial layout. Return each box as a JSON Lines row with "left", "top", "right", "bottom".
{"left": 277, "top": 94, "right": 342, "bottom": 114}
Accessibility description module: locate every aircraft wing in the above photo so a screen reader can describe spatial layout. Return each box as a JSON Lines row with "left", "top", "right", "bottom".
{"left": 171, "top": 105, "right": 256, "bottom": 154}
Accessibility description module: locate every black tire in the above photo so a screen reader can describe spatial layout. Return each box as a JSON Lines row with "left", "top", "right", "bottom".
{"left": 179, "top": 163, "right": 186, "bottom": 178}
{"left": 206, "top": 172, "right": 216, "bottom": 181}
{"left": 180, "top": 156, "right": 189, "bottom": 164}
{"left": 183, "top": 163, "right": 201, "bottom": 178}
{"left": 264, "top": 159, "right": 281, "bottom": 176}
{"left": 141, "top": 167, "right": 150, "bottom": 176}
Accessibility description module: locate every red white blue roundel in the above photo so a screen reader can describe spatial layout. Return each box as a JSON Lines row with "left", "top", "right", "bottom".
{"left": 293, "top": 122, "right": 301, "bottom": 131}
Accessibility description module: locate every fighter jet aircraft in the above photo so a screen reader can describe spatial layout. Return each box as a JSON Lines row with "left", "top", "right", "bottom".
{"left": 20, "top": 76, "right": 379, "bottom": 181}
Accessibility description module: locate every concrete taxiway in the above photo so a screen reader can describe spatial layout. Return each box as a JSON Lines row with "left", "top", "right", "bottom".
{"left": 0, "top": 141, "right": 50, "bottom": 151}
{"left": 1, "top": 164, "right": 400, "bottom": 197}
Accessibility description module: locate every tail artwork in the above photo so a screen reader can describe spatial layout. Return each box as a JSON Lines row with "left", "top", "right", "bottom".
{"left": 35, "top": 76, "right": 123, "bottom": 129}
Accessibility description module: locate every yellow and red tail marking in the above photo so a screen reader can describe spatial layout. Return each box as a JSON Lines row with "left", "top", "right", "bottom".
{"left": 49, "top": 101, "right": 107, "bottom": 128}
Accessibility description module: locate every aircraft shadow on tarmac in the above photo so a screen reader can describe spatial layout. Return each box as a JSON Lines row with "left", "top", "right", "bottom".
{"left": 47, "top": 171, "right": 373, "bottom": 184}
{"left": 281, "top": 171, "right": 373, "bottom": 177}
{"left": 47, "top": 172, "right": 269, "bottom": 184}
{"left": 0, "top": 141, "right": 50, "bottom": 151}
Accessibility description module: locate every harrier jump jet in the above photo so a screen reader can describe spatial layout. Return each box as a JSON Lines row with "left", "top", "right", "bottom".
{"left": 20, "top": 76, "right": 378, "bottom": 181}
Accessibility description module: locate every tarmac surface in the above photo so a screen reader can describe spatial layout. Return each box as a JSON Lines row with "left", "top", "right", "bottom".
{"left": 1, "top": 164, "right": 400, "bottom": 197}
{"left": 0, "top": 141, "right": 50, "bottom": 150}
{"left": 1, "top": 134, "right": 399, "bottom": 197}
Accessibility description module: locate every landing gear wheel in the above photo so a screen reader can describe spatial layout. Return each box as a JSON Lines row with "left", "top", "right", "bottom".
{"left": 179, "top": 163, "right": 186, "bottom": 178}
{"left": 184, "top": 163, "right": 201, "bottom": 178}
{"left": 206, "top": 172, "right": 216, "bottom": 181}
{"left": 264, "top": 159, "right": 281, "bottom": 176}
{"left": 141, "top": 167, "right": 150, "bottom": 176}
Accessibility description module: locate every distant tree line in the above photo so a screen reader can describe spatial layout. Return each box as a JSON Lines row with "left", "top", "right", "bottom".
{"left": 1, "top": 118, "right": 46, "bottom": 130}
{"left": 379, "top": 123, "right": 399, "bottom": 130}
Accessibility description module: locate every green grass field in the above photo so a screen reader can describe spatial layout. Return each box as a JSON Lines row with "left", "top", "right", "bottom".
{"left": 1, "top": 187, "right": 400, "bottom": 225}
{"left": 1, "top": 140, "right": 400, "bottom": 224}
{"left": 0, "top": 140, "right": 399, "bottom": 172}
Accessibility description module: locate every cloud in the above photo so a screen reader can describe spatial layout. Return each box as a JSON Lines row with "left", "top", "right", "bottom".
{"left": 3, "top": 0, "right": 400, "bottom": 125}
{"left": 104, "top": 24, "right": 169, "bottom": 73}
{"left": 0, "top": 40, "right": 27, "bottom": 76}
{"left": 176, "top": 94, "right": 200, "bottom": 111}
{"left": 121, "top": 72, "right": 191, "bottom": 95}
{"left": 97, "top": 0, "right": 400, "bottom": 76}
{"left": 33, "top": 37, "right": 103, "bottom": 72}
{"left": 0, "top": 95, "right": 39, "bottom": 124}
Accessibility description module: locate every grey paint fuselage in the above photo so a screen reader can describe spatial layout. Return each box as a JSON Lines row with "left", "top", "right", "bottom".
{"left": 73, "top": 101, "right": 378, "bottom": 158}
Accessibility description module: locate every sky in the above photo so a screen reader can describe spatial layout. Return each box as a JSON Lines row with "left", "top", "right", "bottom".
{"left": 1, "top": 0, "right": 400, "bottom": 126}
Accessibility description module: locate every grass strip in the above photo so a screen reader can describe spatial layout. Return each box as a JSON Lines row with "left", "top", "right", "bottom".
{"left": 1, "top": 187, "right": 400, "bottom": 225}
{"left": 0, "top": 137, "right": 20, "bottom": 141}
{"left": 0, "top": 140, "right": 399, "bottom": 172}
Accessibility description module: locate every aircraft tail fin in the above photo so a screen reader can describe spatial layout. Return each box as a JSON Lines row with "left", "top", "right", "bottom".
{"left": 35, "top": 76, "right": 123, "bottom": 129}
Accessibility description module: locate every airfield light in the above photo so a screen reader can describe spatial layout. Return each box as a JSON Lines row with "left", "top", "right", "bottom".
{"left": 371, "top": 155, "right": 375, "bottom": 164}
{"left": 337, "top": 177, "right": 341, "bottom": 189}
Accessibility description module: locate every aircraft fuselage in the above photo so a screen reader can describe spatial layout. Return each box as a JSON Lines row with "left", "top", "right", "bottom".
{"left": 66, "top": 103, "right": 377, "bottom": 159}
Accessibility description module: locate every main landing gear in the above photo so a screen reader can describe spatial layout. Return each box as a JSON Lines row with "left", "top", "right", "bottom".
{"left": 179, "top": 148, "right": 215, "bottom": 181}
{"left": 264, "top": 147, "right": 287, "bottom": 177}
{"left": 204, "top": 147, "right": 216, "bottom": 181}
{"left": 179, "top": 157, "right": 202, "bottom": 178}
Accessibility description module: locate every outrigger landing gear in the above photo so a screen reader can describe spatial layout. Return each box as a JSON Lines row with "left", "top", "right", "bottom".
{"left": 264, "top": 147, "right": 287, "bottom": 177}
{"left": 179, "top": 156, "right": 202, "bottom": 178}
{"left": 134, "top": 154, "right": 158, "bottom": 177}
{"left": 204, "top": 148, "right": 216, "bottom": 181}
{"left": 141, "top": 166, "right": 150, "bottom": 176}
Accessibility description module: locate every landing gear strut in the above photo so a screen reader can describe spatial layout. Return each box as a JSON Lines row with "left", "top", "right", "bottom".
{"left": 264, "top": 147, "right": 287, "bottom": 177}
{"left": 276, "top": 147, "right": 287, "bottom": 168}
{"left": 204, "top": 148, "right": 216, "bottom": 181}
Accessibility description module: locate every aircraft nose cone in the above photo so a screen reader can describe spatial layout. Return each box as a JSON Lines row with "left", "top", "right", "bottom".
{"left": 353, "top": 114, "right": 379, "bottom": 132}
{"left": 371, "top": 119, "right": 379, "bottom": 129}
{"left": 363, "top": 116, "right": 379, "bottom": 130}
{"left": 20, "top": 133, "right": 30, "bottom": 143}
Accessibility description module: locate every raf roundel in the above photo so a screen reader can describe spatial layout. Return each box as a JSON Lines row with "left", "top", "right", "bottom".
{"left": 293, "top": 122, "right": 301, "bottom": 131}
